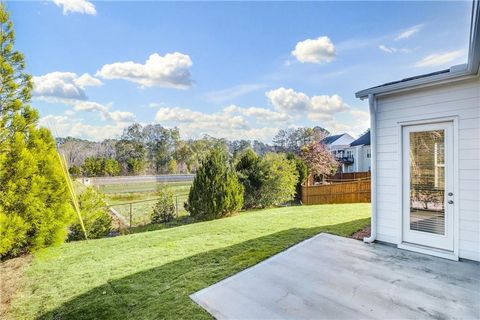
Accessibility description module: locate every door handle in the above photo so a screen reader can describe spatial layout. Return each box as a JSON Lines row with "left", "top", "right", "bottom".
{"left": 448, "top": 200, "right": 454, "bottom": 204}
{"left": 448, "top": 192, "right": 453, "bottom": 196}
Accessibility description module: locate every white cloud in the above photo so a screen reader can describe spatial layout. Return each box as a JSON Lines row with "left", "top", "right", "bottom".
{"left": 224, "top": 105, "right": 290, "bottom": 123}
{"left": 153, "top": 105, "right": 289, "bottom": 142}
{"left": 349, "top": 109, "right": 369, "bottom": 124}
{"left": 266, "top": 87, "right": 311, "bottom": 111}
{"left": 310, "top": 95, "right": 349, "bottom": 114}
{"left": 96, "top": 52, "right": 193, "bottom": 89}
{"left": 72, "top": 101, "right": 109, "bottom": 113}
{"left": 40, "top": 115, "right": 128, "bottom": 141}
{"left": 107, "top": 111, "right": 136, "bottom": 122}
{"left": 34, "top": 71, "right": 134, "bottom": 123}
{"left": 378, "top": 45, "right": 410, "bottom": 54}
{"left": 265, "top": 87, "right": 349, "bottom": 121}
{"left": 70, "top": 100, "right": 134, "bottom": 122}
{"left": 414, "top": 50, "right": 465, "bottom": 68}
{"left": 315, "top": 108, "right": 369, "bottom": 138}
{"left": 205, "top": 84, "right": 266, "bottom": 103}
{"left": 155, "top": 107, "right": 247, "bottom": 130}
{"left": 379, "top": 45, "right": 393, "bottom": 53}
{"left": 52, "top": 0, "right": 96, "bottom": 15}
{"left": 35, "top": 96, "right": 134, "bottom": 123}
{"left": 291, "top": 36, "right": 336, "bottom": 64}
{"left": 151, "top": 88, "right": 352, "bottom": 142}
{"left": 395, "top": 24, "right": 423, "bottom": 40}
{"left": 264, "top": 88, "right": 355, "bottom": 134}
{"left": 147, "top": 103, "right": 164, "bottom": 108}
{"left": 33, "top": 72, "right": 102, "bottom": 100}
{"left": 74, "top": 73, "right": 103, "bottom": 87}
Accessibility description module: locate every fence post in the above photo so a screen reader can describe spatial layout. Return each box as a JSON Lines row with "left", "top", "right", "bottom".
{"left": 129, "top": 202, "right": 132, "bottom": 228}
{"left": 176, "top": 196, "right": 179, "bottom": 218}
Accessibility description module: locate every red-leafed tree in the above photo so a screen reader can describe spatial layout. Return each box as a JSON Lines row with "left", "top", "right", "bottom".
{"left": 300, "top": 141, "right": 338, "bottom": 178}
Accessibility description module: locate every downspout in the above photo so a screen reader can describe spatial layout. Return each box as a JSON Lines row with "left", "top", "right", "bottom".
{"left": 364, "top": 94, "right": 377, "bottom": 243}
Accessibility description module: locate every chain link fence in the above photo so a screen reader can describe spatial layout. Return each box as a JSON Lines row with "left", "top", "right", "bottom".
{"left": 107, "top": 193, "right": 189, "bottom": 229}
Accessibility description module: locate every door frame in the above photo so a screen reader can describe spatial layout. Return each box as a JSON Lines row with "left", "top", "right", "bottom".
{"left": 396, "top": 116, "right": 459, "bottom": 260}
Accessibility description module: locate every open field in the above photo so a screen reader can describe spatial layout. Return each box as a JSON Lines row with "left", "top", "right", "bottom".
{"left": 87, "top": 174, "right": 194, "bottom": 186}
{"left": 95, "top": 180, "right": 192, "bottom": 194}
{"left": 6, "top": 203, "right": 370, "bottom": 320}
{"left": 102, "top": 181, "right": 192, "bottom": 227}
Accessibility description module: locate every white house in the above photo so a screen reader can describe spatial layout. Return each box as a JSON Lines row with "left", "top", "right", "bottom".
{"left": 321, "top": 133, "right": 355, "bottom": 153}
{"left": 322, "top": 132, "right": 371, "bottom": 173}
{"left": 321, "top": 133, "right": 355, "bottom": 172}
{"left": 355, "top": 2, "right": 479, "bottom": 261}
{"left": 343, "top": 130, "right": 371, "bottom": 173}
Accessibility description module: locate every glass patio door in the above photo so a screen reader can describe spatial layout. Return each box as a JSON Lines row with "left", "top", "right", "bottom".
{"left": 402, "top": 122, "right": 454, "bottom": 251}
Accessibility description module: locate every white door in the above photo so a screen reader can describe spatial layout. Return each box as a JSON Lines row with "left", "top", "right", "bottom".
{"left": 402, "top": 122, "right": 454, "bottom": 251}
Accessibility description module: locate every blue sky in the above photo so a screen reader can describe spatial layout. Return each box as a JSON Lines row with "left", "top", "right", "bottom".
{"left": 9, "top": 0, "right": 472, "bottom": 142}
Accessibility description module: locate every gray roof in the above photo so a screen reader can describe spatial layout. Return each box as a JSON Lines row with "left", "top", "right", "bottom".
{"left": 364, "top": 69, "right": 449, "bottom": 92}
{"left": 350, "top": 131, "right": 370, "bottom": 147}
{"left": 321, "top": 134, "right": 343, "bottom": 145}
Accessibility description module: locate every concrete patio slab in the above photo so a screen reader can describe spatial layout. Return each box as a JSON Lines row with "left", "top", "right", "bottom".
{"left": 190, "top": 233, "right": 480, "bottom": 319}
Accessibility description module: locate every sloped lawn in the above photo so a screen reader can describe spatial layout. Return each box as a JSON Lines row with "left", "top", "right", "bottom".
{"left": 9, "top": 203, "right": 370, "bottom": 320}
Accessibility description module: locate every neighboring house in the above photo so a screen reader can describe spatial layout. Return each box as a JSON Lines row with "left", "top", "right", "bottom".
{"left": 322, "top": 132, "right": 371, "bottom": 173}
{"left": 343, "top": 131, "right": 371, "bottom": 173}
{"left": 355, "top": 2, "right": 479, "bottom": 261}
{"left": 321, "top": 133, "right": 355, "bottom": 153}
{"left": 321, "top": 133, "right": 355, "bottom": 172}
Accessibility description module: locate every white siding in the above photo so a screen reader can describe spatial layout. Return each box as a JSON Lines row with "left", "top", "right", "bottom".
{"left": 361, "top": 145, "right": 371, "bottom": 171}
{"left": 375, "top": 77, "right": 480, "bottom": 261}
{"left": 330, "top": 134, "right": 355, "bottom": 148}
{"left": 343, "top": 145, "right": 371, "bottom": 172}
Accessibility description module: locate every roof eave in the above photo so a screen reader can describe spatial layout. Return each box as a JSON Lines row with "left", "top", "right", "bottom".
{"left": 355, "top": 67, "right": 475, "bottom": 99}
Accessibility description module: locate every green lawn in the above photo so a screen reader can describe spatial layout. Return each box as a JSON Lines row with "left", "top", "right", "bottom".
{"left": 9, "top": 203, "right": 370, "bottom": 320}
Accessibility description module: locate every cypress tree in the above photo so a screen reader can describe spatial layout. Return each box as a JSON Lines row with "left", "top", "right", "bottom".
{"left": 0, "top": 4, "right": 74, "bottom": 259}
{"left": 235, "top": 148, "right": 265, "bottom": 208}
{"left": 186, "top": 148, "right": 243, "bottom": 220}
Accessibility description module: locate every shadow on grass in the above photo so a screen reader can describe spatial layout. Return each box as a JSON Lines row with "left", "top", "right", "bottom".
{"left": 123, "top": 202, "right": 303, "bottom": 235}
{"left": 124, "top": 202, "right": 302, "bottom": 235}
{"left": 38, "top": 218, "right": 370, "bottom": 320}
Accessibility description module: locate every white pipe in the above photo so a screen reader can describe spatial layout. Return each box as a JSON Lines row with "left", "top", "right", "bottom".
{"left": 364, "top": 94, "right": 377, "bottom": 243}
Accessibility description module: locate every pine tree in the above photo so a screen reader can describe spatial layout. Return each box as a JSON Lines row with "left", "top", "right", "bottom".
{"left": 235, "top": 148, "right": 265, "bottom": 208}
{"left": 69, "top": 188, "right": 112, "bottom": 241}
{"left": 0, "top": 4, "right": 74, "bottom": 259}
{"left": 186, "top": 149, "right": 243, "bottom": 220}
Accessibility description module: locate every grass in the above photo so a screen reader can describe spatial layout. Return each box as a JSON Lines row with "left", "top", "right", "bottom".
{"left": 7, "top": 203, "right": 370, "bottom": 320}
{"left": 102, "top": 182, "right": 192, "bottom": 227}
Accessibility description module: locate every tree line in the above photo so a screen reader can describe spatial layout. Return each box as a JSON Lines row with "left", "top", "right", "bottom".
{"left": 59, "top": 124, "right": 332, "bottom": 177}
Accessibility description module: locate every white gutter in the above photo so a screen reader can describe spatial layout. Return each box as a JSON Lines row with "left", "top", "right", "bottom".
{"left": 364, "top": 94, "right": 377, "bottom": 243}
{"left": 467, "top": 0, "right": 480, "bottom": 73}
{"left": 355, "top": 68, "right": 473, "bottom": 99}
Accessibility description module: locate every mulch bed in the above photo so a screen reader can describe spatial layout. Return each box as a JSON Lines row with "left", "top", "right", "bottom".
{"left": 351, "top": 225, "right": 371, "bottom": 241}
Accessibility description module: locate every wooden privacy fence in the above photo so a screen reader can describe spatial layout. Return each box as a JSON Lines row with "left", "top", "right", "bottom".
{"left": 301, "top": 179, "right": 371, "bottom": 205}
{"left": 328, "top": 171, "right": 371, "bottom": 181}
{"left": 305, "top": 171, "right": 371, "bottom": 186}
